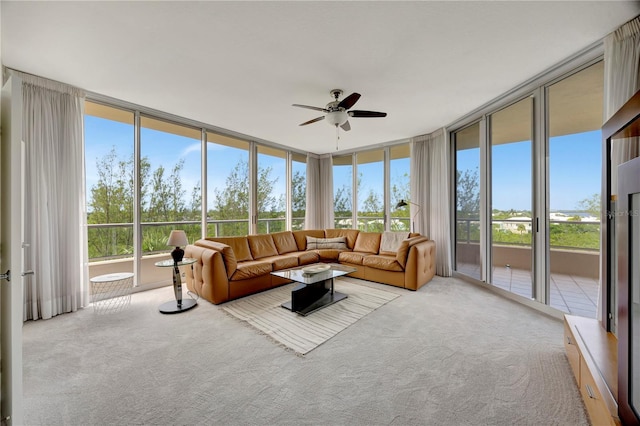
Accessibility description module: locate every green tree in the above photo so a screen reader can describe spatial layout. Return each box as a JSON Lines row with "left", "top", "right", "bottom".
{"left": 577, "top": 193, "right": 601, "bottom": 218}
{"left": 211, "top": 158, "right": 281, "bottom": 235}
{"left": 291, "top": 170, "right": 306, "bottom": 229}
{"left": 457, "top": 167, "right": 480, "bottom": 218}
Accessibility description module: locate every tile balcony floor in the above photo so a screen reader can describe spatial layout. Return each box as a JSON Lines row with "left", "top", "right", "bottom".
{"left": 457, "top": 263, "right": 598, "bottom": 318}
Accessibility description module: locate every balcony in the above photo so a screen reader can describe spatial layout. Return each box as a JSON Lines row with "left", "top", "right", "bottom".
{"left": 456, "top": 218, "right": 600, "bottom": 318}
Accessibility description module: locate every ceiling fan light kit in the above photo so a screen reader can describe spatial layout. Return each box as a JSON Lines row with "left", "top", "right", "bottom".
{"left": 293, "top": 89, "right": 387, "bottom": 148}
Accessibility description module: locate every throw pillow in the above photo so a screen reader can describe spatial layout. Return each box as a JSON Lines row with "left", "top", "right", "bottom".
{"left": 306, "top": 236, "right": 348, "bottom": 250}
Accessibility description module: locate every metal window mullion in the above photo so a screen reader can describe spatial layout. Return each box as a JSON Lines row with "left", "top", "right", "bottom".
{"left": 286, "top": 151, "right": 292, "bottom": 231}
{"left": 249, "top": 142, "right": 257, "bottom": 234}
{"left": 533, "top": 88, "right": 549, "bottom": 304}
{"left": 201, "top": 129, "right": 207, "bottom": 238}
{"left": 384, "top": 147, "right": 390, "bottom": 231}
{"left": 133, "top": 111, "right": 142, "bottom": 287}
{"left": 352, "top": 153, "right": 357, "bottom": 229}
{"left": 480, "top": 117, "right": 491, "bottom": 283}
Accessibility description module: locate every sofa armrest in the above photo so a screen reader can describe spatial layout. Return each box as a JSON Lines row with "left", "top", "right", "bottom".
{"left": 395, "top": 236, "right": 428, "bottom": 268}
{"left": 195, "top": 239, "right": 237, "bottom": 278}
{"left": 403, "top": 239, "right": 436, "bottom": 291}
{"left": 185, "top": 244, "right": 231, "bottom": 304}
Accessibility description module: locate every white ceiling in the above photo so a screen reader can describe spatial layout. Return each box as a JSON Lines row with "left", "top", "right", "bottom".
{"left": 2, "top": 1, "right": 639, "bottom": 154}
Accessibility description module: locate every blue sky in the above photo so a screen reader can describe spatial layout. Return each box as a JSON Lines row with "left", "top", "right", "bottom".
{"left": 456, "top": 130, "right": 601, "bottom": 211}
{"left": 85, "top": 115, "right": 287, "bottom": 209}
{"left": 86, "top": 115, "right": 600, "bottom": 214}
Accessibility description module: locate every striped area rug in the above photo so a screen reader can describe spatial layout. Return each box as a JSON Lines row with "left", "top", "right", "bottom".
{"left": 221, "top": 278, "right": 399, "bottom": 355}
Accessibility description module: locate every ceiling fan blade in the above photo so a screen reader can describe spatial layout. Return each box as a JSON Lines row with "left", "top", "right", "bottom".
{"left": 340, "top": 120, "right": 351, "bottom": 131}
{"left": 292, "top": 104, "right": 328, "bottom": 113}
{"left": 338, "top": 92, "right": 361, "bottom": 110}
{"left": 348, "top": 110, "right": 387, "bottom": 118}
{"left": 299, "top": 116, "right": 325, "bottom": 126}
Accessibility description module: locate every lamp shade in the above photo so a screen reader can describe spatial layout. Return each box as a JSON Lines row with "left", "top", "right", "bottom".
{"left": 395, "top": 199, "right": 408, "bottom": 209}
{"left": 167, "top": 230, "right": 188, "bottom": 247}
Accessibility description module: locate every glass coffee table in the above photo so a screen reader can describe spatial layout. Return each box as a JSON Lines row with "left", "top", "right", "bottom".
{"left": 271, "top": 263, "right": 356, "bottom": 316}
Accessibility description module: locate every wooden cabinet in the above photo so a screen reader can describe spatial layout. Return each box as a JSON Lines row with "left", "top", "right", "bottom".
{"left": 564, "top": 315, "right": 619, "bottom": 425}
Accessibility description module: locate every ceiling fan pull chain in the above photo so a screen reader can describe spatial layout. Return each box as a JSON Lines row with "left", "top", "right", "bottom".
{"left": 335, "top": 125, "right": 340, "bottom": 150}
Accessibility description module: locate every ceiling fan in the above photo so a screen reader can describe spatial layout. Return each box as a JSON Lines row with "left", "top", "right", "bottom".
{"left": 293, "top": 89, "right": 387, "bottom": 132}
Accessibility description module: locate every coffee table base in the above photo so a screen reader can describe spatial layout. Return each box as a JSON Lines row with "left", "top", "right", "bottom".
{"left": 281, "top": 278, "right": 348, "bottom": 316}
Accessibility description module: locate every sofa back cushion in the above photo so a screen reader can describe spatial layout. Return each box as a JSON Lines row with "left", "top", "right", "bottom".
{"left": 324, "top": 229, "right": 360, "bottom": 249}
{"left": 247, "top": 234, "right": 279, "bottom": 259}
{"left": 292, "top": 230, "right": 325, "bottom": 251}
{"left": 306, "top": 236, "right": 348, "bottom": 250}
{"left": 353, "top": 232, "right": 382, "bottom": 254}
{"left": 270, "top": 231, "right": 298, "bottom": 255}
{"left": 208, "top": 236, "right": 253, "bottom": 262}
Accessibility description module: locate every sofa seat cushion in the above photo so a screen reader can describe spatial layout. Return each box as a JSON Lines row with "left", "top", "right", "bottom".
{"left": 247, "top": 234, "right": 278, "bottom": 259}
{"left": 208, "top": 236, "right": 253, "bottom": 262}
{"left": 259, "top": 255, "right": 298, "bottom": 271}
{"left": 353, "top": 232, "right": 382, "bottom": 254}
{"left": 271, "top": 231, "right": 298, "bottom": 254}
{"left": 230, "top": 260, "right": 273, "bottom": 281}
{"left": 314, "top": 249, "right": 348, "bottom": 261}
{"left": 325, "top": 229, "right": 360, "bottom": 249}
{"left": 338, "top": 251, "right": 368, "bottom": 265}
{"left": 290, "top": 251, "right": 320, "bottom": 265}
{"left": 363, "top": 254, "right": 404, "bottom": 272}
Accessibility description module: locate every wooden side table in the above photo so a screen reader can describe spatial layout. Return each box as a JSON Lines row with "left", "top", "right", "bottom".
{"left": 154, "top": 258, "right": 197, "bottom": 314}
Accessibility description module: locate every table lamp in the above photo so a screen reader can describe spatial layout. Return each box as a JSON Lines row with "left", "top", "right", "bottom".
{"left": 167, "top": 230, "right": 189, "bottom": 263}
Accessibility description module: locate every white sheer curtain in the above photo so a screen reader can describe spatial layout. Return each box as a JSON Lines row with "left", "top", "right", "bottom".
{"left": 18, "top": 72, "right": 89, "bottom": 320}
{"left": 599, "top": 16, "right": 640, "bottom": 322}
{"left": 411, "top": 128, "right": 452, "bottom": 276}
{"left": 604, "top": 15, "right": 640, "bottom": 195}
{"left": 305, "top": 154, "right": 334, "bottom": 229}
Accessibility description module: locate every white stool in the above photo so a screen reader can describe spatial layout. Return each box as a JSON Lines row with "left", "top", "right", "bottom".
{"left": 90, "top": 272, "right": 134, "bottom": 314}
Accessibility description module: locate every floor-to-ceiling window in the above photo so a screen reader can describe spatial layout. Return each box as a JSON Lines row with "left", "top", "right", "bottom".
{"left": 206, "top": 132, "right": 250, "bottom": 236}
{"left": 454, "top": 123, "right": 482, "bottom": 280}
{"left": 333, "top": 144, "right": 410, "bottom": 231}
{"left": 547, "top": 61, "right": 603, "bottom": 318}
{"left": 356, "top": 149, "right": 384, "bottom": 231}
{"left": 140, "top": 117, "right": 202, "bottom": 256}
{"left": 389, "top": 144, "right": 411, "bottom": 231}
{"left": 333, "top": 154, "right": 354, "bottom": 229}
{"left": 85, "top": 102, "right": 135, "bottom": 260}
{"left": 452, "top": 57, "right": 604, "bottom": 318}
{"left": 291, "top": 153, "right": 307, "bottom": 230}
{"left": 489, "top": 97, "right": 533, "bottom": 298}
{"left": 257, "top": 146, "right": 286, "bottom": 234}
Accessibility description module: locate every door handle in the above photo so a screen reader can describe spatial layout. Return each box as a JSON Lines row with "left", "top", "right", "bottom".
{"left": 0, "top": 270, "right": 10, "bottom": 281}
{"left": 22, "top": 270, "right": 34, "bottom": 276}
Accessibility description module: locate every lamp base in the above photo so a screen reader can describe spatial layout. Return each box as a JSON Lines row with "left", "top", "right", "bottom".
{"left": 171, "top": 247, "right": 184, "bottom": 263}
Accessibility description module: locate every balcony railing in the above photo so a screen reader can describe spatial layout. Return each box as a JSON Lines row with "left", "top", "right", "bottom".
{"left": 88, "top": 217, "right": 307, "bottom": 261}
{"left": 456, "top": 218, "right": 600, "bottom": 251}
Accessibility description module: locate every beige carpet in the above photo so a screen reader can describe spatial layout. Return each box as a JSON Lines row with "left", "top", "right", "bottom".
{"left": 221, "top": 278, "right": 399, "bottom": 355}
{"left": 23, "top": 276, "right": 589, "bottom": 425}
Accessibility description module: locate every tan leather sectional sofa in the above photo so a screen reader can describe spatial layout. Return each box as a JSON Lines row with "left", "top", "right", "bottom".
{"left": 184, "top": 229, "right": 436, "bottom": 305}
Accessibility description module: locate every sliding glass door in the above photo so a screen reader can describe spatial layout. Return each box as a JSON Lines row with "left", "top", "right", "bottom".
{"left": 489, "top": 98, "right": 533, "bottom": 298}
{"left": 454, "top": 123, "right": 482, "bottom": 280}
{"left": 453, "top": 59, "right": 604, "bottom": 318}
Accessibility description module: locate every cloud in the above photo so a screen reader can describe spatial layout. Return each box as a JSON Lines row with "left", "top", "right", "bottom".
{"left": 181, "top": 143, "right": 201, "bottom": 158}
